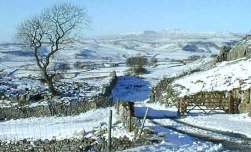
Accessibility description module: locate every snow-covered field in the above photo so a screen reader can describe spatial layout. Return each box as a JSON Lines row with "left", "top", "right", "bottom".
{"left": 174, "top": 58, "right": 251, "bottom": 96}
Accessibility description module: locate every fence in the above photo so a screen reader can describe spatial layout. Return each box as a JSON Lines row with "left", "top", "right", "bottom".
{"left": 177, "top": 87, "right": 251, "bottom": 116}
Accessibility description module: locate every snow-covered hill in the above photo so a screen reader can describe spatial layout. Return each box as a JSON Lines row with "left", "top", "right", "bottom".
{"left": 0, "top": 30, "right": 241, "bottom": 91}
{"left": 174, "top": 56, "right": 251, "bottom": 97}
{"left": 0, "top": 30, "right": 240, "bottom": 69}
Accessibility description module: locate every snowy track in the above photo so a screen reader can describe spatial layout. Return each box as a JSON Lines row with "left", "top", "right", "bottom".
{"left": 150, "top": 119, "right": 251, "bottom": 151}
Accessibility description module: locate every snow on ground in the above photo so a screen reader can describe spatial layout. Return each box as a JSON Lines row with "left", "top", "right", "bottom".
{"left": 124, "top": 120, "right": 226, "bottom": 152}
{"left": 124, "top": 140, "right": 224, "bottom": 152}
{"left": 0, "top": 107, "right": 133, "bottom": 141}
{"left": 174, "top": 58, "right": 251, "bottom": 96}
{"left": 143, "top": 57, "right": 215, "bottom": 85}
{"left": 134, "top": 102, "right": 177, "bottom": 118}
{"left": 137, "top": 102, "right": 251, "bottom": 138}
{"left": 112, "top": 76, "right": 151, "bottom": 102}
{"left": 182, "top": 113, "right": 251, "bottom": 138}
{"left": 131, "top": 102, "right": 251, "bottom": 151}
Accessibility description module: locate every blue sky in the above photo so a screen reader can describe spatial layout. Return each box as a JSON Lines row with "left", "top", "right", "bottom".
{"left": 0, "top": 0, "right": 250, "bottom": 42}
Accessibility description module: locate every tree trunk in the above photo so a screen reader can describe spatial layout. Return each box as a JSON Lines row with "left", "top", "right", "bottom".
{"left": 47, "top": 77, "right": 57, "bottom": 96}
{"left": 42, "top": 69, "right": 57, "bottom": 96}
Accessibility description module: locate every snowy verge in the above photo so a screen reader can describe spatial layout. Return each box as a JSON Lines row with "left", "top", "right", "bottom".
{"left": 182, "top": 113, "right": 251, "bottom": 138}
{"left": 0, "top": 107, "right": 134, "bottom": 141}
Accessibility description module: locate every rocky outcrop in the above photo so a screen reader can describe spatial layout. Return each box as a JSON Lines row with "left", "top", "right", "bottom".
{"left": 227, "top": 44, "right": 251, "bottom": 60}
{"left": 218, "top": 35, "right": 251, "bottom": 61}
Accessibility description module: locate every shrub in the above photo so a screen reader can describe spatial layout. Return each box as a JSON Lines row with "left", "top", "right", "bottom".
{"left": 150, "top": 77, "right": 179, "bottom": 106}
{"left": 126, "top": 56, "right": 148, "bottom": 67}
{"left": 126, "top": 56, "right": 148, "bottom": 75}
{"left": 133, "top": 67, "right": 147, "bottom": 74}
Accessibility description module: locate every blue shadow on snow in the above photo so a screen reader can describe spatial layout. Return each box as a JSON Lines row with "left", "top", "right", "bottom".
{"left": 112, "top": 76, "right": 150, "bottom": 102}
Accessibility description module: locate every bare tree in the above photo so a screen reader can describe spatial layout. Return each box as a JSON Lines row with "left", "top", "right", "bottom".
{"left": 17, "top": 3, "right": 89, "bottom": 95}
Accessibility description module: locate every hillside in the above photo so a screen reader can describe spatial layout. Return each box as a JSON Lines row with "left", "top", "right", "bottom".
{"left": 174, "top": 58, "right": 251, "bottom": 97}
{"left": 174, "top": 34, "right": 251, "bottom": 97}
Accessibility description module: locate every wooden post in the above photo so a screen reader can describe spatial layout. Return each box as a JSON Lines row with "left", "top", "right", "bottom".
{"left": 177, "top": 99, "right": 181, "bottom": 116}
{"left": 137, "top": 107, "right": 149, "bottom": 139}
{"left": 249, "top": 88, "right": 251, "bottom": 103}
{"left": 107, "top": 110, "right": 112, "bottom": 152}
{"left": 128, "top": 110, "right": 132, "bottom": 132}
{"left": 229, "top": 90, "right": 234, "bottom": 114}
{"left": 128, "top": 102, "right": 134, "bottom": 132}
{"left": 235, "top": 88, "right": 241, "bottom": 113}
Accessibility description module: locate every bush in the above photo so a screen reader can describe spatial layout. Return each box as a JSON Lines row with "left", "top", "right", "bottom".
{"left": 133, "top": 67, "right": 147, "bottom": 75}
{"left": 150, "top": 77, "right": 179, "bottom": 106}
{"left": 126, "top": 56, "right": 148, "bottom": 67}
{"left": 126, "top": 56, "right": 148, "bottom": 75}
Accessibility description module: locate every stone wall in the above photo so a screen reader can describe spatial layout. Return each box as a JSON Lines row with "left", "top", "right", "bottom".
{"left": 0, "top": 131, "right": 161, "bottom": 152}
{"left": 102, "top": 71, "right": 117, "bottom": 97}
{"left": 0, "top": 71, "right": 117, "bottom": 120}
{"left": 0, "top": 137, "right": 136, "bottom": 152}
{"left": 115, "top": 102, "right": 142, "bottom": 134}
{"left": 150, "top": 78, "right": 178, "bottom": 106}
{"left": 238, "top": 89, "right": 251, "bottom": 114}
{"left": 0, "top": 99, "right": 98, "bottom": 120}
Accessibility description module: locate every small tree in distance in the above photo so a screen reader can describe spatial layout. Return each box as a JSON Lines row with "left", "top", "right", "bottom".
{"left": 126, "top": 56, "right": 148, "bottom": 75}
{"left": 17, "top": 3, "right": 89, "bottom": 95}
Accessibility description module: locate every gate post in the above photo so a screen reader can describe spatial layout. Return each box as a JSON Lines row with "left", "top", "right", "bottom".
{"left": 128, "top": 102, "right": 134, "bottom": 132}
{"left": 107, "top": 110, "right": 112, "bottom": 152}
{"left": 228, "top": 90, "right": 234, "bottom": 114}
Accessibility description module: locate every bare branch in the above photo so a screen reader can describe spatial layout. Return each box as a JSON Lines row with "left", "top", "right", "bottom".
{"left": 16, "top": 3, "right": 89, "bottom": 95}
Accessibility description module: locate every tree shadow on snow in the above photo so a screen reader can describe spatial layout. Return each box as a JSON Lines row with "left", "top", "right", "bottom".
{"left": 112, "top": 76, "right": 150, "bottom": 102}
